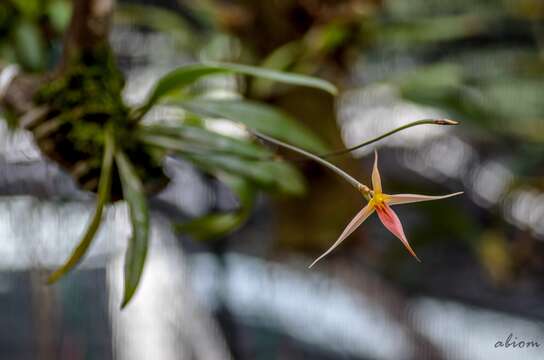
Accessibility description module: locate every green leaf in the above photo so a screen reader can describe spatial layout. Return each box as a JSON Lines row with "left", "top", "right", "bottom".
{"left": 376, "top": 15, "right": 491, "bottom": 47}
{"left": 253, "top": 42, "right": 301, "bottom": 97}
{"left": 48, "top": 128, "right": 114, "bottom": 284}
{"left": 14, "top": 20, "right": 46, "bottom": 71}
{"left": 175, "top": 175, "right": 256, "bottom": 240}
{"left": 47, "top": 0, "right": 72, "bottom": 33}
{"left": 398, "top": 63, "right": 464, "bottom": 99}
{"left": 141, "top": 65, "right": 226, "bottom": 113}
{"left": 259, "top": 160, "right": 306, "bottom": 195}
{"left": 184, "top": 153, "right": 305, "bottom": 196}
{"left": 185, "top": 153, "right": 274, "bottom": 187}
{"left": 222, "top": 173, "right": 255, "bottom": 209}
{"left": 179, "top": 98, "right": 329, "bottom": 153}
{"left": 176, "top": 213, "right": 241, "bottom": 239}
{"left": 206, "top": 61, "right": 338, "bottom": 95}
{"left": 116, "top": 151, "right": 150, "bottom": 309}
{"left": 140, "top": 124, "right": 271, "bottom": 159}
{"left": 142, "top": 62, "right": 337, "bottom": 113}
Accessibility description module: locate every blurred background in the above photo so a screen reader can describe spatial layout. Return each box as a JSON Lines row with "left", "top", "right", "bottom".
{"left": 1, "top": 0, "right": 544, "bottom": 359}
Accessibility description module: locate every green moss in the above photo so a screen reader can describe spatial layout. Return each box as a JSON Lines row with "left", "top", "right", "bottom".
{"left": 35, "top": 46, "right": 126, "bottom": 115}
{"left": 34, "top": 45, "right": 129, "bottom": 154}
{"left": 32, "top": 45, "right": 167, "bottom": 195}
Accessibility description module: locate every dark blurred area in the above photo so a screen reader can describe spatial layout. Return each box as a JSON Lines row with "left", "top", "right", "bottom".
{"left": 1, "top": 0, "right": 544, "bottom": 359}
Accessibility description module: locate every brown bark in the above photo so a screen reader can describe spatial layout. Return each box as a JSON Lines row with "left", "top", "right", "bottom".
{"left": 61, "top": 0, "right": 115, "bottom": 65}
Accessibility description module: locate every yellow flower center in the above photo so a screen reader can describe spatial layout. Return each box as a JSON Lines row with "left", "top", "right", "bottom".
{"left": 370, "top": 192, "right": 389, "bottom": 210}
{"left": 374, "top": 192, "right": 387, "bottom": 204}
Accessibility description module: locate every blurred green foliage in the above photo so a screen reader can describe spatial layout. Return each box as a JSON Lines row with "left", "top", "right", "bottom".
{"left": 369, "top": 0, "right": 544, "bottom": 142}
{"left": 0, "top": 0, "right": 71, "bottom": 71}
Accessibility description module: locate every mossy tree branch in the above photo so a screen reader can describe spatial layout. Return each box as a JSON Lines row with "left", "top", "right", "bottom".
{"left": 1, "top": 0, "right": 116, "bottom": 119}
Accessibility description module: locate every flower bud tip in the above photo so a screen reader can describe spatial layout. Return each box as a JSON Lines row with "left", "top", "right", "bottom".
{"left": 434, "top": 119, "right": 459, "bottom": 125}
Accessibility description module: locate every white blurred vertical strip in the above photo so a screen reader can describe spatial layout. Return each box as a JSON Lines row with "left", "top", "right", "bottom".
{"left": 191, "top": 253, "right": 414, "bottom": 359}
{"left": 107, "top": 213, "right": 231, "bottom": 360}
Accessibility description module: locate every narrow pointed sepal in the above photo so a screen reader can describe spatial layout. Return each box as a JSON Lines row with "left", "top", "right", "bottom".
{"left": 309, "top": 203, "right": 375, "bottom": 268}
{"left": 375, "top": 203, "right": 421, "bottom": 262}
{"left": 387, "top": 192, "right": 463, "bottom": 206}
{"left": 371, "top": 150, "right": 382, "bottom": 194}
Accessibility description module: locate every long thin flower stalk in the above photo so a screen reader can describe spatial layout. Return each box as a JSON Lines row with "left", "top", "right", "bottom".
{"left": 321, "top": 119, "right": 459, "bottom": 158}
{"left": 251, "top": 129, "right": 365, "bottom": 191}
{"left": 250, "top": 120, "right": 459, "bottom": 198}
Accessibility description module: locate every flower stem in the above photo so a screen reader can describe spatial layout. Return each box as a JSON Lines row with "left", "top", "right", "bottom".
{"left": 321, "top": 119, "right": 458, "bottom": 158}
{"left": 251, "top": 129, "right": 364, "bottom": 190}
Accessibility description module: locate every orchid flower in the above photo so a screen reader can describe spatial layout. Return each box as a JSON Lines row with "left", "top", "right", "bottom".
{"left": 249, "top": 120, "right": 462, "bottom": 269}
{"left": 309, "top": 151, "right": 463, "bottom": 268}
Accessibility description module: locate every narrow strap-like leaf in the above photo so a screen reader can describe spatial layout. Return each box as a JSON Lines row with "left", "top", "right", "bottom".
{"left": 203, "top": 62, "right": 338, "bottom": 95}
{"left": 139, "top": 123, "right": 272, "bottom": 159}
{"left": 179, "top": 98, "right": 329, "bottom": 153}
{"left": 183, "top": 152, "right": 306, "bottom": 195}
{"left": 47, "top": 128, "right": 115, "bottom": 283}
{"left": 141, "top": 65, "right": 226, "bottom": 112}
{"left": 116, "top": 151, "right": 150, "bottom": 308}
{"left": 141, "top": 62, "right": 337, "bottom": 114}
